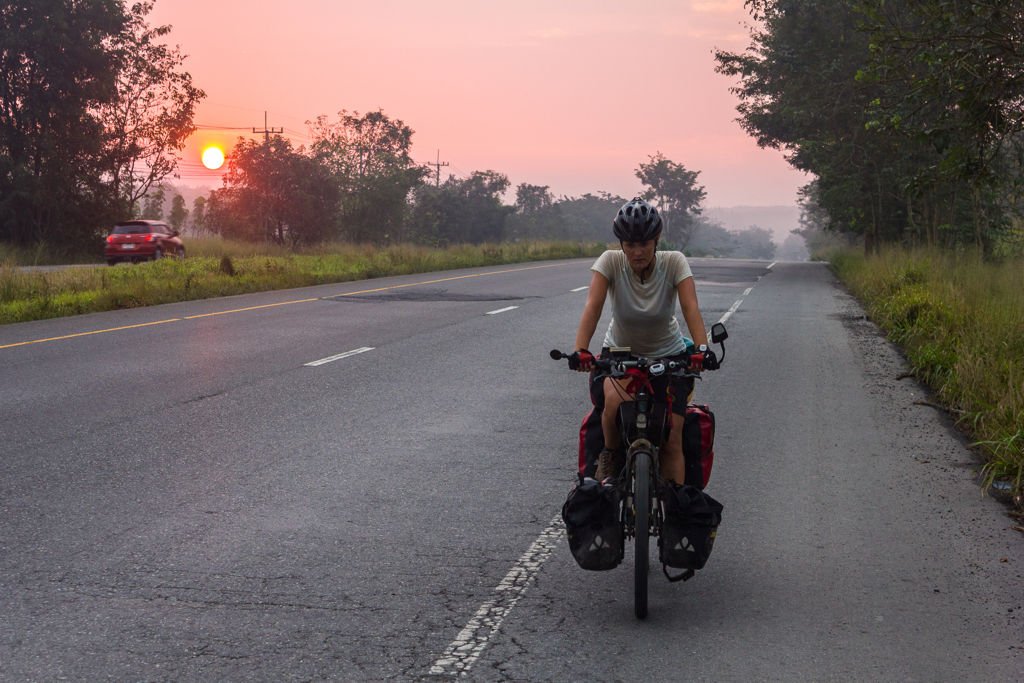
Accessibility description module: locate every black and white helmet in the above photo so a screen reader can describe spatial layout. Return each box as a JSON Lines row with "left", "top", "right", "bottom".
{"left": 613, "top": 198, "right": 662, "bottom": 242}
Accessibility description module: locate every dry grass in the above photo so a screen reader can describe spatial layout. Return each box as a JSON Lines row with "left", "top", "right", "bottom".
{"left": 0, "top": 240, "right": 604, "bottom": 324}
{"left": 831, "top": 247, "right": 1024, "bottom": 502}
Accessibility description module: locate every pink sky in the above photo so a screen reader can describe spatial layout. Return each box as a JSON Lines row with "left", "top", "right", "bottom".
{"left": 152, "top": 0, "right": 808, "bottom": 207}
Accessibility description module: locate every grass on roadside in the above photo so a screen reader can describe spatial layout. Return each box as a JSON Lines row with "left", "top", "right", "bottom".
{"left": 831, "top": 247, "right": 1024, "bottom": 504}
{"left": 0, "top": 240, "right": 605, "bottom": 326}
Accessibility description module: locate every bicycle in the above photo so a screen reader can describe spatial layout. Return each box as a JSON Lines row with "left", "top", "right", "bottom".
{"left": 552, "top": 322, "right": 727, "bottom": 619}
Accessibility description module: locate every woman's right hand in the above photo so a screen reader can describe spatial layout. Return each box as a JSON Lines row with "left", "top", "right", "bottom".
{"left": 569, "top": 349, "right": 595, "bottom": 372}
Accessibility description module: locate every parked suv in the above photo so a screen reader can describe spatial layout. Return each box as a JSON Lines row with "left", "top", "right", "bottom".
{"left": 105, "top": 220, "right": 185, "bottom": 265}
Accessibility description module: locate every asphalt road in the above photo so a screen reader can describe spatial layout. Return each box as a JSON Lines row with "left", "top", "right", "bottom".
{"left": 1, "top": 257, "right": 1021, "bottom": 681}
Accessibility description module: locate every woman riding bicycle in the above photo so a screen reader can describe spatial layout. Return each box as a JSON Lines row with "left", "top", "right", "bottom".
{"left": 570, "top": 197, "right": 718, "bottom": 485}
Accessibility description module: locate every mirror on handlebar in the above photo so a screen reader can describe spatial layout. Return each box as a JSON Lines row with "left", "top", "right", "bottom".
{"left": 711, "top": 323, "right": 728, "bottom": 344}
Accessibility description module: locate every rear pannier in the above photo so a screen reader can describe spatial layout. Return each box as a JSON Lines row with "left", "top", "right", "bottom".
{"left": 659, "top": 483, "right": 724, "bottom": 572}
{"left": 561, "top": 478, "right": 623, "bottom": 570}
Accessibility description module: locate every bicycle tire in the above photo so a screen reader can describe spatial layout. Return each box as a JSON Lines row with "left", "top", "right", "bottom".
{"left": 634, "top": 450, "right": 651, "bottom": 619}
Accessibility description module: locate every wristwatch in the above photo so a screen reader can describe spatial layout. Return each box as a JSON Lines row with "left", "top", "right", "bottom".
{"left": 697, "top": 344, "right": 708, "bottom": 353}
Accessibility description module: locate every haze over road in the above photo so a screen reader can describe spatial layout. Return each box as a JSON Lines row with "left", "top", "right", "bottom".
{"left": 1, "top": 258, "right": 1021, "bottom": 681}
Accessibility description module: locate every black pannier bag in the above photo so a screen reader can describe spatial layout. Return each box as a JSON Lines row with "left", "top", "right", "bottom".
{"left": 561, "top": 478, "right": 624, "bottom": 571}
{"left": 659, "top": 483, "right": 723, "bottom": 572}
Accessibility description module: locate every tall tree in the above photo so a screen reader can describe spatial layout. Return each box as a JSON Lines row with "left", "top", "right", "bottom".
{"left": 515, "top": 183, "right": 553, "bottom": 214}
{"left": 141, "top": 185, "right": 165, "bottom": 219}
{"left": 0, "top": 0, "right": 125, "bottom": 247}
{"left": 190, "top": 195, "right": 206, "bottom": 233}
{"left": 409, "top": 170, "right": 513, "bottom": 244}
{"left": 98, "top": 1, "right": 204, "bottom": 217}
{"left": 856, "top": 0, "right": 1024, "bottom": 252}
{"left": 635, "top": 153, "right": 706, "bottom": 247}
{"left": 308, "top": 109, "right": 427, "bottom": 243}
{"left": 168, "top": 193, "right": 187, "bottom": 231}
{"left": 216, "top": 137, "right": 338, "bottom": 245}
{"left": 715, "top": 0, "right": 909, "bottom": 253}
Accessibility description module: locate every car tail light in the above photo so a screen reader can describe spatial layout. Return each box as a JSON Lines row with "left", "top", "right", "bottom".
{"left": 106, "top": 235, "right": 114, "bottom": 243}
{"left": 145, "top": 234, "right": 156, "bottom": 242}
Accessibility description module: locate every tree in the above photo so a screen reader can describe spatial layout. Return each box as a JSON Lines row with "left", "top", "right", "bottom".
{"left": 856, "top": 0, "right": 1024, "bottom": 252}
{"left": 515, "top": 183, "right": 554, "bottom": 214}
{"left": 168, "top": 193, "right": 188, "bottom": 231}
{"left": 98, "top": 1, "right": 205, "bottom": 217}
{"left": 409, "top": 170, "right": 514, "bottom": 244}
{"left": 142, "top": 186, "right": 166, "bottom": 219}
{"left": 190, "top": 195, "right": 206, "bottom": 234}
{"left": 308, "top": 109, "right": 427, "bottom": 243}
{"left": 635, "top": 153, "right": 706, "bottom": 248}
{"left": 216, "top": 137, "right": 338, "bottom": 245}
{"left": 715, "top": 0, "right": 910, "bottom": 254}
{"left": 0, "top": 0, "right": 126, "bottom": 248}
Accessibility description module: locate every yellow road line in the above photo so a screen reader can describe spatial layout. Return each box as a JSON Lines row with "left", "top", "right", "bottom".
{"left": 184, "top": 298, "right": 320, "bottom": 319}
{"left": 0, "top": 318, "right": 181, "bottom": 350}
{"left": 0, "top": 261, "right": 571, "bottom": 351}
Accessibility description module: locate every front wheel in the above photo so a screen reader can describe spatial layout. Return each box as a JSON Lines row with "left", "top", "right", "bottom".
{"left": 634, "top": 451, "right": 651, "bottom": 619}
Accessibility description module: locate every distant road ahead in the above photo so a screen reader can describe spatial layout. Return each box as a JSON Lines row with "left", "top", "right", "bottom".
{"left": 1, "top": 257, "right": 1020, "bottom": 681}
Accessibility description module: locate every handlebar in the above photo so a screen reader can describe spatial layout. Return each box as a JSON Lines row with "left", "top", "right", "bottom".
{"left": 550, "top": 322, "right": 727, "bottom": 377}
{"left": 548, "top": 349, "right": 705, "bottom": 379}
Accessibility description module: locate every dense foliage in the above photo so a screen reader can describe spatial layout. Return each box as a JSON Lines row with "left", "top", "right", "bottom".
{"left": 716, "top": 0, "right": 1024, "bottom": 256}
{"left": 0, "top": 1, "right": 203, "bottom": 252}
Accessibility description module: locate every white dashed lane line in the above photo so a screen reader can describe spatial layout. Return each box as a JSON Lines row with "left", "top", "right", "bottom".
{"left": 304, "top": 346, "right": 375, "bottom": 367}
{"left": 486, "top": 306, "right": 519, "bottom": 315}
{"left": 570, "top": 286, "right": 589, "bottom": 292}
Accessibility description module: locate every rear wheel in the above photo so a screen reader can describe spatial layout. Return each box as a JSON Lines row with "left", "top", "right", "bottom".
{"left": 634, "top": 451, "right": 651, "bottom": 619}
{"left": 175, "top": 246, "right": 185, "bottom": 259}
{"left": 152, "top": 247, "right": 163, "bottom": 261}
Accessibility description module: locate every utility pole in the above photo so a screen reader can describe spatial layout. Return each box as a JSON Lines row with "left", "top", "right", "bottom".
{"left": 253, "top": 111, "right": 283, "bottom": 143}
{"left": 429, "top": 149, "right": 450, "bottom": 187}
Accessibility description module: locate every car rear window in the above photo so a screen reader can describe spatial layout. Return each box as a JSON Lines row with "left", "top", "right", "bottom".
{"left": 113, "top": 223, "right": 159, "bottom": 234}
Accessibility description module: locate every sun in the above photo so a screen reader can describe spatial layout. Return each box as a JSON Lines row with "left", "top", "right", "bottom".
{"left": 201, "top": 146, "right": 225, "bottom": 170}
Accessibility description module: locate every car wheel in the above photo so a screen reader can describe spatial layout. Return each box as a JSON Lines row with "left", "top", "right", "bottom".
{"left": 176, "top": 246, "right": 186, "bottom": 259}
{"left": 106, "top": 259, "right": 118, "bottom": 266}
{"left": 152, "top": 247, "right": 163, "bottom": 261}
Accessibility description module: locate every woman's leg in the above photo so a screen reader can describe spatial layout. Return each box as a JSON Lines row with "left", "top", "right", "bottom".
{"left": 660, "top": 413, "right": 686, "bottom": 484}
{"left": 601, "top": 377, "right": 631, "bottom": 450}
{"left": 594, "top": 377, "right": 631, "bottom": 480}
{"left": 661, "top": 380, "right": 695, "bottom": 485}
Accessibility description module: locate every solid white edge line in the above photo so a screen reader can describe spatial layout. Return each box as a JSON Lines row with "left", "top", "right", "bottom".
{"left": 304, "top": 346, "right": 375, "bottom": 367}
{"left": 429, "top": 514, "right": 564, "bottom": 677}
{"left": 486, "top": 305, "right": 519, "bottom": 315}
{"left": 570, "top": 286, "right": 589, "bottom": 292}
{"left": 719, "top": 297, "right": 744, "bottom": 325}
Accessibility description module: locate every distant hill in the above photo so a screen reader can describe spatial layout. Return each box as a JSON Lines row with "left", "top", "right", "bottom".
{"left": 703, "top": 205, "right": 801, "bottom": 243}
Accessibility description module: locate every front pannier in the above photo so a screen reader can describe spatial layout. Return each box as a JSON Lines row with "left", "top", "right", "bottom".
{"left": 683, "top": 404, "right": 716, "bottom": 489}
{"left": 561, "top": 478, "right": 623, "bottom": 570}
{"left": 659, "top": 483, "right": 723, "bottom": 571}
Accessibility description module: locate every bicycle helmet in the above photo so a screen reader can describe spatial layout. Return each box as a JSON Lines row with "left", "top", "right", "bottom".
{"left": 613, "top": 198, "right": 662, "bottom": 242}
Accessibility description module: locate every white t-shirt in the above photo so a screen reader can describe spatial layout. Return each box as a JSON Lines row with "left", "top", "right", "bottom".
{"left": 591, "top": 249, "right": 694, "bottom": 357}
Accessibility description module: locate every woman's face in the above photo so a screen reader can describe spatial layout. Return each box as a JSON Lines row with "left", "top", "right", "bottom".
{"left": 621, "top": 239, "right": 656, "bottom": 273}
